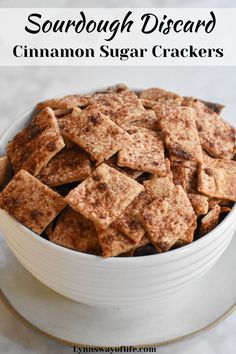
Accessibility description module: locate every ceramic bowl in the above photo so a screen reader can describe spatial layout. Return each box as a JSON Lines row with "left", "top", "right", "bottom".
{"left": 0, "top": 108, "right": 235, "bottom": 308}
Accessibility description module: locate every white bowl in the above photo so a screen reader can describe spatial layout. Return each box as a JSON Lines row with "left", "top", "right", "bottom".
{"left": 0, "top": 108, "right": 235, "bottom": 308}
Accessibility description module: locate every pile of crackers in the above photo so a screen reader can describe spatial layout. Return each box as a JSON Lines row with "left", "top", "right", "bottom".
{"left": 0, "top": 84, "right": 235, "bottom": 257}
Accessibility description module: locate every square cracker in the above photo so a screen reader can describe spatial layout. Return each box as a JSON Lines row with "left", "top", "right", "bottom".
{"left": 174, "top": 219, "right": 196, "bottom": 248}
{"left": 118, "top": 128, "right": 166, "bottom": 175}
{"left": 132, "top": 108, "right": 160, "bottom": 130}
{"left": 171, "top": 161, "right": 208, "bottom": 216}
{"left": 140, "top": 185, "right": 196, "bottom": 252}
{"left": 0, "top": 156, "right": 9, "bottom": 188}
{"left": 139, "top": 88, "right": 183, "bottom": 106}
{"left": 154, "top": 104, "right": 203, "bottom": 163}
{"left": 105, "top": 154, "right": 143, "bottom": 179}
{"left": 171, "top": 160, "right": 199, "bottom": 193}
{"left": 60, "top": 105, "right": 130, "bottom": 165}
{"left": 37, "top": 146, "right": 92, "bottom": 187}
{"left": 97, "top": 226, "right": 136, "bottom": 257}
{"left": 7, "top": 108, "right": 65, "bottom": 176}
{"left": 49, "top": 207, "right": 101, "bottom": 255}
{"left": 175, "top": 214, "right": 197, "bottom": 247}
{"left": 57, "top": 108, "right": 81, "bottom": 148}
{"left": 187, "top": 193, "right": 209, "bottom": 216}
{"left": 200, "top": 204, "right": 221, "bottom": 236}
{"left": 0, "top": 170, "right": 66, "bottom": 235}
{"left": 182, "top": 97, "right": 235, "bottom": 160}
{"left": 198, "top": 154, "right": 236, "bottom": 201}
{"left": 36, "top": 94, "right": 90, "bottom": 111}
{"left": 89, "top": 90, "right": 148, "bottom": 130}
{"left": 65, "top": 163, "right": 144, "bottom": 229}
{"left": 143, "top": 176, "right": 175, "bottom": 198}
{"left": 113, "top": 177, "right": 174, "bottom": 243}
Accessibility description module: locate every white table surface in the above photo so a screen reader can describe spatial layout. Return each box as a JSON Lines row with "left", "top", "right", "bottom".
{"left": 0, "top": 0, "right": 236, "bottom": 353}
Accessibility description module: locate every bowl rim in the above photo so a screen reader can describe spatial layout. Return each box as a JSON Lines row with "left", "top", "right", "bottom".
{"left": 0, "top": 102, "right": 235, "bottom": 264}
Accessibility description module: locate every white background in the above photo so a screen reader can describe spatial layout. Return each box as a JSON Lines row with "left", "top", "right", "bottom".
{"left": 0, "top": 8, "right": 235, "bottom": 66}
{"left": 0, "top": 1, "right": 236, "bottom": 354}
